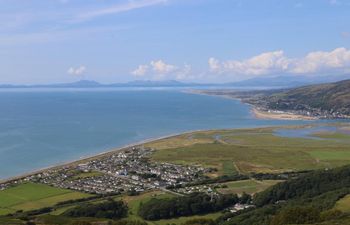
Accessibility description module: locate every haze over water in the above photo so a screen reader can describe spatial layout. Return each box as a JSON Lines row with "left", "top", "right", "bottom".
{"left": 0, "top": 89, "right": 313, "bottom": 179}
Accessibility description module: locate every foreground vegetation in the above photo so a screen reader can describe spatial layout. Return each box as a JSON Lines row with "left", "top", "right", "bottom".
{"left": 220, "top": 165, "right": 350, "bottom": 225}
{"left": 1, "top": 124, "right": 350, "bottom": 224}
{"left": 138, "top": 193, "right": 240, "bottom": 220}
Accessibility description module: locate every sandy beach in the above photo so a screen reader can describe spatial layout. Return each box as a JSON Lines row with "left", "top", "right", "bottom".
{"left": 252, "top": 108, "right": 316, "bottom": 121}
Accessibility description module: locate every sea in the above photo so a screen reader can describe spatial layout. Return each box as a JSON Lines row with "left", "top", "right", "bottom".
{"left": 0, "top": 88, "right": 317, "bottom": 179}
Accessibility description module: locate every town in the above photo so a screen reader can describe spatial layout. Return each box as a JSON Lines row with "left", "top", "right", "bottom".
{"left": 1, "top": 147, "right": 209, "bottom": 195}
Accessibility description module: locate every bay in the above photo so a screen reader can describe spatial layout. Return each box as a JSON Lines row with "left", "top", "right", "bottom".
{"left": 0, "top": 89, "right": 312, "bottom": 179}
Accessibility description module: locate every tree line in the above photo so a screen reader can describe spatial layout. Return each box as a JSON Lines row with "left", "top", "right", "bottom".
{"left": 138, "top": 192, "right": 248, "bottom": 220}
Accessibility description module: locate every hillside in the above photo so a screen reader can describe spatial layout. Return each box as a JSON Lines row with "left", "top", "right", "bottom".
{"left": 200, "top": 79, "right": 350, "bottom": 118}
{"left": 260, "top": 79, "right": 350, "bottom": 118}
{"left": 222, "top": 165, "right": 350, "bottom": 225}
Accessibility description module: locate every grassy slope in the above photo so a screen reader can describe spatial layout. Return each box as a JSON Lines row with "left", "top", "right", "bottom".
{"left": 216, "top": 180, "right": 282, "bottom": 195}
{"left": 265, "top": 79, "right": 350, "bottom": 114}
{"left": 334, "top": 194, "right": 350, "bottom": 213}
{"left": 47, "top": 190, "right": 222, "bottom": 225}
{"left": 148, "top": 126, "right": 350, "bottom": 175}
{"left": 0, "top": 183, "right": 92, "bottom": 215}
{"left": 122, "top": 191, "right": 222, "bottom": 225}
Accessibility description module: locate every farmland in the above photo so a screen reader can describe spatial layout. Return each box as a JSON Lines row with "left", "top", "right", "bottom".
{"left": 0, "top": 183, "right": 92, "bottom": 215}
{"left": 148, "top": 124, "right": 350, "bottom": 175}
{"left": 216, "top": 180, "right": 281, "bottom": 195}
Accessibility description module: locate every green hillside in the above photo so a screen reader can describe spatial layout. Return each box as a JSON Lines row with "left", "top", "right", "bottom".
{"left": 261, "top": 79, "right": 350, "bottom": 117}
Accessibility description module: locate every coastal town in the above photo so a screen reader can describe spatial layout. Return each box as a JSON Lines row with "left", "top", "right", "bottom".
{"left": 0, "top": 147, "right": 209, "bottom": 195}
{"left": 196, "top": 89, "right": 350, "bottom": 120}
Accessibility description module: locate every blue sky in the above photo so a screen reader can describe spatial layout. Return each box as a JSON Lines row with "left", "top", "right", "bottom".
{"left": 0, "top": 0, "right": 350, "bottom": 84}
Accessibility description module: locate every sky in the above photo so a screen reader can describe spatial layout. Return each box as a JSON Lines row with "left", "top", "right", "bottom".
{"left": 0, "top": 0, "right": 350, "bottom": 84}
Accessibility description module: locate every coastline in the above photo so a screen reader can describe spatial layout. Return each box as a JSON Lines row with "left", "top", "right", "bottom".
{"left": 188, "top": 89, "right": 317, "bottom": 121}
{"left": 0, "top": 130, "right": 205, "bottom": 184}
{"left": 0, "top": 90, "right": 317, "bottom": 184}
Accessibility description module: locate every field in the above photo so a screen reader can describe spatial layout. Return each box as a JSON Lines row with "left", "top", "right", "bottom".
{"left": 147, "top": 124, "right": 350, "bottom": 175}
{"left": 48, "top": 190, "right": 222, "bottom": 225}
{"left": 120, "top": 191, "right": 222, "bottom": 225}
{"left": 0, "top": 182, "right": 92, "bottom": 215}
{"left": 334, "top": 194, "right": 350, "bottom": 213}
{"left": 216, "top": 179, "right": 281, "bottom": 195}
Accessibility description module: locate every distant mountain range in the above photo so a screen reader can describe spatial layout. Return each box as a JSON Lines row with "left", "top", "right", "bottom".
{"left": 0, "top": 74, "right": 349, "bottom": 88}
{"left": 0, "top": 80, "right": 193, "bottom": 88}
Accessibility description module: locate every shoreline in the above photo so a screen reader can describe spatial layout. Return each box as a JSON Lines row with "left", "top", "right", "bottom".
{"left": 0, "top": 90, "right": 317, "bottom": 184}
{"left": 251, "top": 108, "right": 317, "bottom": 121}
{"left": 188, "top": 89, "right": 317, "bottom": 121}
{"left": 0, "top": 130, "right": 207, "bottom": 184}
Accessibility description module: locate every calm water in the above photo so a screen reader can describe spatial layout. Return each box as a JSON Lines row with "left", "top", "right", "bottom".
{"left": 274, "top": 126, "right": 337, "bottom": 140}
{"left": 274, "top": 125, "right": 349, "bottom": 140}
{"left": 0, "top": 89, "right": 314, "bottom": 179}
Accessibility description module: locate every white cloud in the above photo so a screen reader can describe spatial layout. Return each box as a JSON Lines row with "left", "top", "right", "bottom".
{"left": 209, "top": 51, "right": 290, "bottom": 75}
{"left": 209, "top": 48, "right": 350, "bottom": 76}
{"left": 208, "top": 58, "right": 221, "bottom": 72}
{"left": 176, "top": 64, "right": 192, "bottom": 80}
{"left": 67, "top": 66, "right": 86, "bottom": 75}
{"left": 291, "top": 48, "right": 350, "bottom": 74}
{"left": 150, "top": 60, "right": 177, "bottom": 74}
{"left": 131, "top": 60, "right": 192, "bottom": 80}
{"left": 132, "top": 65, "right": 149, "bottom": 76}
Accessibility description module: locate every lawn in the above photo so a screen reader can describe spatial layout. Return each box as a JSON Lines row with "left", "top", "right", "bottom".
{"left": 0, "top": 182, "right": 92, "bottom": 215}
{"left": 149, "top": 126, "right": 350, "bottom": 175}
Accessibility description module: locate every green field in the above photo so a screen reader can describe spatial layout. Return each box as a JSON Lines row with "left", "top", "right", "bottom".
{"left": 334, "top": 194, "right": 350, "bottom": 213}
{"left": 121, "top": 191, "right": 222, "bottom": 225}
{"left": 216, "top": 179, "right": 281, "bottom": 195}
{"left": 0, "top": 182, "right": 92, "bottom": 215}
{"left": 47, "top": 190, "right": 222, "bottom": 225}
{"left": 122, "top": 190, "right": 174, "bottom": 221}
{"left": 148, "top": 125, "right": 350, "bottom": 175}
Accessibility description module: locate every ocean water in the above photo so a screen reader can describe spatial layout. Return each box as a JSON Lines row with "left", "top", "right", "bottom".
{"left": 0, "top": 89, "right": 314, "bottom": 179}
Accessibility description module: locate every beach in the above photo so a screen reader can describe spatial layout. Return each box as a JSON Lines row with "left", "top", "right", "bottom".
{"left": 251, "top": 108, "right": 316, "bottom": 121}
